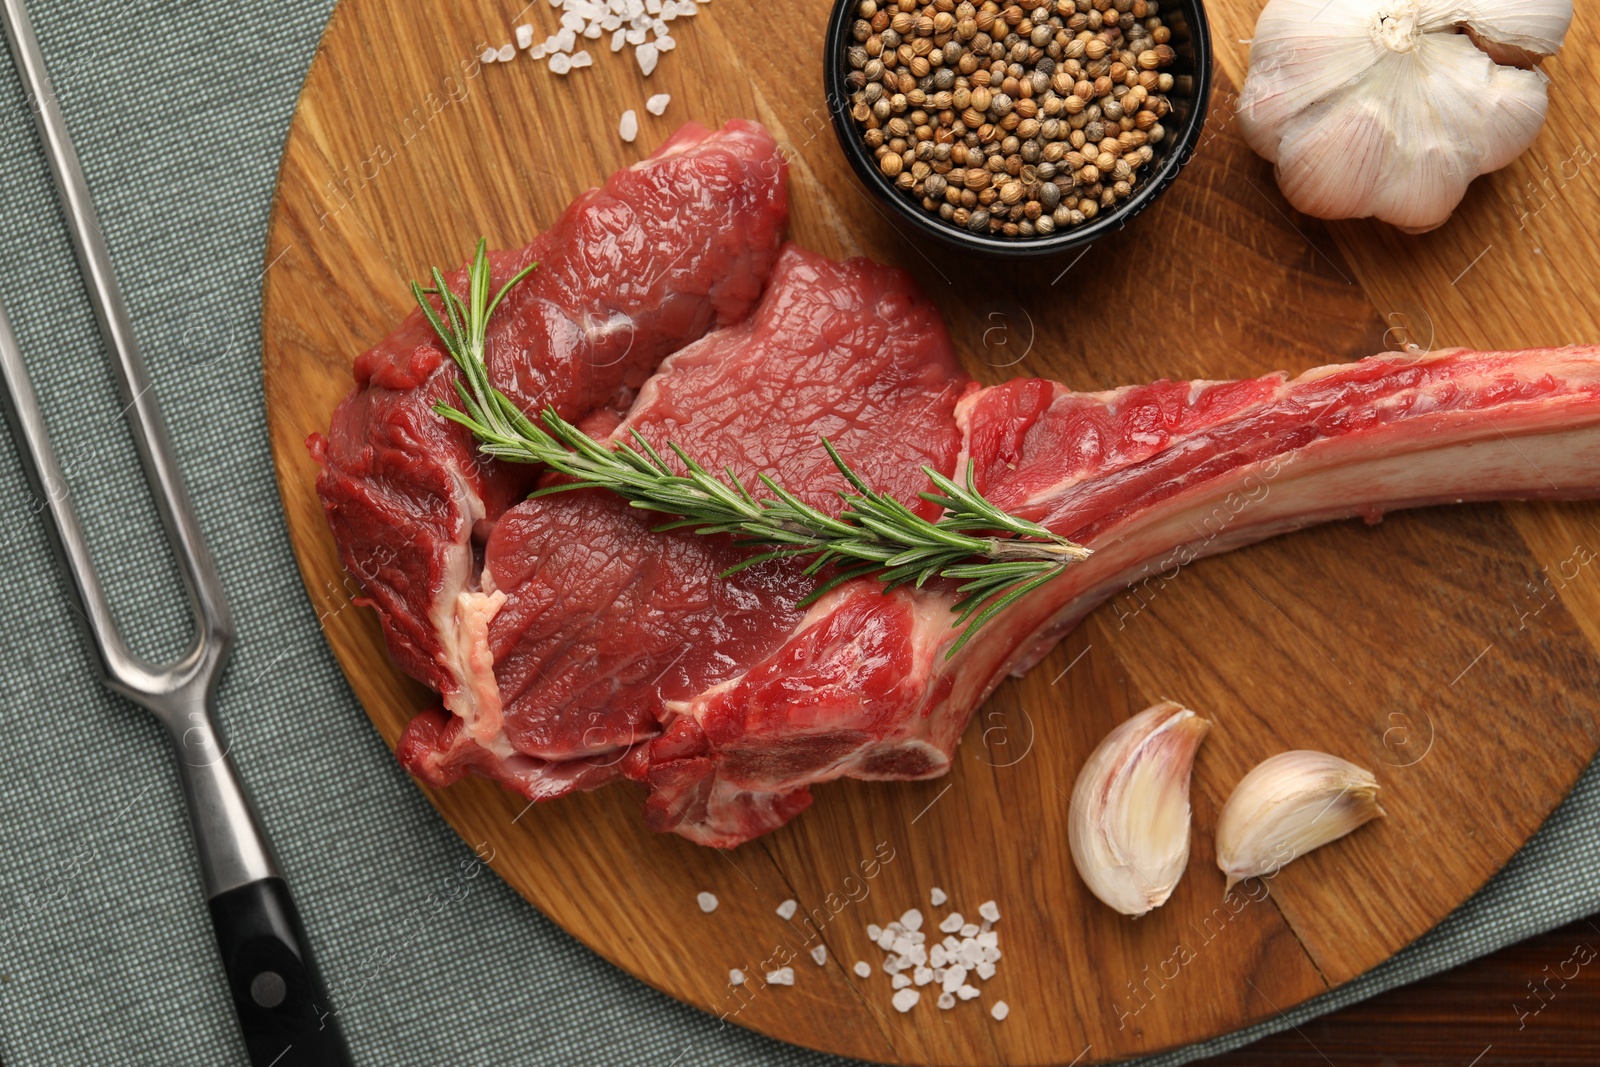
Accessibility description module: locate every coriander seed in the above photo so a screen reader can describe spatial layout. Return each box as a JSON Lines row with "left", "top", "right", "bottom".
{"left": 842, "top": 0, "right": 1185, "bottom": 239}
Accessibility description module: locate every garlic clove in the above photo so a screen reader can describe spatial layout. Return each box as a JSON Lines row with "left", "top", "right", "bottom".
{"left": 1069, "top": 701, "right": 1211, "bottom": 917}
{"left": 1215, "top": 750, "right": 1385, "bottom": 891}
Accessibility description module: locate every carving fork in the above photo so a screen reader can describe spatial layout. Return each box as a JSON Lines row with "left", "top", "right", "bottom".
{"left": 0, "top": 1, "right": 350, "bottom": 1062}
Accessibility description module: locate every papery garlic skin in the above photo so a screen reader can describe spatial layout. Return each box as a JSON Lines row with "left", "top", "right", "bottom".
{"left": 1215, "top": 750, "right": 1386, "bottom": 891}
{"left": 1237, "top": 0, "right": 1574, "bottom": 233}
{"left": 1069, "top": 701, "right": 1211, "bottom": 917}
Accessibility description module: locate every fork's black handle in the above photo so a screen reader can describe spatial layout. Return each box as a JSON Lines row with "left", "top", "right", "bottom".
{"left": 208, "top": 877, "right": 352, "bottom": 1066}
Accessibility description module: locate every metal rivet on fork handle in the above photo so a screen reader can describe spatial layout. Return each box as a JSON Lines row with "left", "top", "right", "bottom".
{"left": 0, "top": 1, "right": 350, "bottom": 1063}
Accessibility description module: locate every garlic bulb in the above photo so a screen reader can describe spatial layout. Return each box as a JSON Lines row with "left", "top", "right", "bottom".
{"left": 1215, "top": 750, "right": 1386, "bottom": 890}
{"left": 1237, "top": 0, "right": 1574, "bottom": 232}
{"left": 1069, "top": 701, "right": 1211, "bottom": 917}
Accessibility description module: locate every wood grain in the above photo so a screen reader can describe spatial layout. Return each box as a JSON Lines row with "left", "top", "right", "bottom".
{"left": 1197, "top": 914, "right": 1600, "bottom": 1065}
{"left": 258, "top": 2, "right": 1600, "bottom": 1063}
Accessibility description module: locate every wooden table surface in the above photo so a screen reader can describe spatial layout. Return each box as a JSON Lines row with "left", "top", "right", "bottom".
{"left": 1200, "top": 914, "right": 1600, "bottom": 1066}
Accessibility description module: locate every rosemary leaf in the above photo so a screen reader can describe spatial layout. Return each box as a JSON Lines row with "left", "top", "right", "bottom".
{"left": 416, "top": 239, "right": 1092, "bottom": 656}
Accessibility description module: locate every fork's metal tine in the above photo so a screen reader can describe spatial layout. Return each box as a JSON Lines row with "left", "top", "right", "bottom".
{"left": 0, "top": 0, "right": 229, "bottom": 695}
{"left": 0, "top": 296, "right": 130, "bottom": 672}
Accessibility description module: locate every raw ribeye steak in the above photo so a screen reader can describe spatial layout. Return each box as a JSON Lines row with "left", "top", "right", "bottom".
{"left": 395, "top": 243, "right": 973, "bottom": 831}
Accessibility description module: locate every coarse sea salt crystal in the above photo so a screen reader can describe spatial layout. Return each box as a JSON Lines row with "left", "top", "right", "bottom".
{"left": 892, "top": 988, "right": 920, "bottom": 1013}
{"left": 991, "top": 1000, "right": 1010, "bottom": 1021}
{"left": 976, "top": 960, "right": 996, "bottom": 980}
{"left": 560, "top": 10, "right": 586, "bottom": 29}
{"left": 929, "top": 887, "right": 947, "bottom": 906}
{"left": 556, "top": 27, "right": 577, "bottom": 50}
{"left": 610, "top": 28, "right": 626, "bottom": 50}
{"left": 618, "top": 109, "right": 638, "bottom": 142}
{"left": 635, "top": 41, "right": 659, "bottom": 75}
{"left": 584, "top": 22, "right": 604, "bottom": 38}
{"left": 531, "top": 44, "right": 547, "bottom": 59}
{"left": 646, "top": 0, "right": 661, "bottom": 12}
{"left": 729, "top": 968, "right": 745, "bottom": 985}
{"left": 570, "top": 49, "right": 593, "bottom": 67}
{"left": 810, "top": 945, "right": 827, "bottom": 966}
{"left": 866, "top": 923, "right": 881, "bottom": 940}
{"left": 853, "top": 960, "right": 871, "bottom": 979}
{"left": 899, "top": 909, "right": 923, "bottom": 932}
{"left": 515, "top": 24, "right": 535, "bottom": 48}
{"left": 480, "top": 46, "right": 498, "bottom": 63}
{"left": 626, "top": 26, "right": 646, "bottom": 44}
{"left": 960, "top": 923, "right": 980, "bottom": 938}
{"left": 913, "top": 966, "right": 933, "bottom": 986}
{"left": 876, "top": 930, "right": 895, "bottom": 951}
{"left": 937, "top": 991, "right": 956, "bottom": 1010}
{"left": 656, "top": 33, "right": 676, "bottom": 50}
{"left": 696, "top": 891, "right": 718, "bottom": 913}
{"left": 892, "top": 973, "right": 911, "bottom": 989}
{"left": 939, "top": 913, "right": 964, "bottom": 934}
{"left": 603, "top": 13, "right": 622, "bottom": 29}
{"left": 497, "top": 43, "right": 516, "bottom": 61}
{"left": 977, "top": 930, "right": 998, "bottom": 949}
{"left": 978, "top": 900, "right": 1001, "bottom": 923}
{"left": 549, "top": 51, "right": 572, "bottom": 74}
{"left": 957, "top": 984, "right": 980, "bottom": 1001}
{"left": 651, "top": 16, "right": 668, "bottom": 33}
{"left": 766, "top": 967, "right": 795, "bottom": 986}
{"left": 777, "top": 899, "right": 798, "bottom": 921}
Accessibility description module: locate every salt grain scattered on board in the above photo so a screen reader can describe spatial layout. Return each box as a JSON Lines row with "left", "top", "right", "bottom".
{"left": 729, "top": 968, "right": 744, "bottom": 986}
{"left": 776, "top": 899, "right": 798, "bottom": 921}
{"left": 619, "top": 109, "right": 638, "bottom": 143}
{"left": 696, "top": 891, "right": 717, "bottom": 913}
{"left": 991, "top": 1000, "right": 1010, "bottom": 1021}
{"left": 766, "top": 967, "right": 795, "bottom": 986}
{"left": 646, "top": 93, "right": 671, "bottom": 116}
{"left": 892, "top": 988, "right": 920, "bottom": 1013}
{"left": 857, "top": 892, "right": 1007, "bottom": 1020}
{"left": 489, "top": 0, "right": 703, "bottom": 86}
{"left": 636, "top": 41, "right": 659, "bottom": 76}
{"left": 810, "top": 945, "right": 827, "bottom": 966}
{"left": 497, "top": 42, "right": 516, "bottom": 61}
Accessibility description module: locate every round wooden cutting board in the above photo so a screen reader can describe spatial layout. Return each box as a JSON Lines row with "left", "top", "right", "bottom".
{"left": 260, "top": 2, "right": 1600, "bottom": 1063}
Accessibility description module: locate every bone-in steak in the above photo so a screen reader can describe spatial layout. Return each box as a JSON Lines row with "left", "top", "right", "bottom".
{"left": 316, "top": 124, "right": 1600, "bottom": 849}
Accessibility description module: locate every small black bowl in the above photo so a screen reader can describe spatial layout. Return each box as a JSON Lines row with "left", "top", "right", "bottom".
{"left": 823, "top": 0, "right": 1213, "bottom": 258}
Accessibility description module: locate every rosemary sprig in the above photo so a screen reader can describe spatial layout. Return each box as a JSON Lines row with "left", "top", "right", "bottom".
{"left": 415, "top": 239, "right": 1091, "bottom": 656}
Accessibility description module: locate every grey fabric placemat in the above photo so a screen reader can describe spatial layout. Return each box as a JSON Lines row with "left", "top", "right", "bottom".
{"left": 0, "top": 3, "right": 1595, "bottom": 1064}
